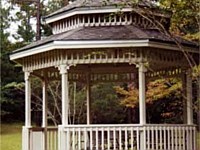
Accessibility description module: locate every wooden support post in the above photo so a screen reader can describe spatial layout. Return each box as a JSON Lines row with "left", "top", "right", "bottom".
{"left": 23, "top": 71, "right": 32, "bottom": 150}
{"left": 42, "top": 77, "right": 48, "bottom": 150}
{"left": 137, "top": 63, "right": 147, "bottom": 150}
{"left": 86, "top": 73, "right": 91, "bottom": 124}
{"left": 138, "top": 63, "right": 147, "bottom": 125}
{"left": 58, "top": 64, "right": 70, "bottom": 150}
{"left": 25, "top": 71, "right": 31, "bottom": 127}
{"left": 186, "top": 70, "right": 193, "bottom": 125}
{"left": 59, "top": 64, "right": 70, "bottom": 126}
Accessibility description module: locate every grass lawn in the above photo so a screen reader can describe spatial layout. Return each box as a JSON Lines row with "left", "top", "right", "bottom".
{"left": 197, "top": 132, "right": 200, "bottom": 150}
{"left": 1, "top": 123, "right": 22, "bottom": 150}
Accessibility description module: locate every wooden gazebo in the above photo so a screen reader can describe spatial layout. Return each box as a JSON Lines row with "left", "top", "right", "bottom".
{"left": 10, "top": 0, "right": 199, "bottom": 150}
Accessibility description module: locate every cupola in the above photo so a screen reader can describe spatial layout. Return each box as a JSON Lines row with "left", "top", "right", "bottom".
{"left": 44, "top": 0, "right": 171, "bottom": 35}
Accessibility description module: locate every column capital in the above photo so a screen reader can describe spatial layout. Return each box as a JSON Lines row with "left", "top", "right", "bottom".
{"left": 136, "top": 63, "right": 147, "bottom": 73}
{"left": 58, "top": 64, "right": 70, "bottom": 74}
{"left": 24, "top": 71, "right": 31, "bottom": 81}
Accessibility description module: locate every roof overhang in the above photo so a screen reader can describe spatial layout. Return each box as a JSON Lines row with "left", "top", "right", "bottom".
{"left": 10, "top": 39, "right": 198, "bottom": 61}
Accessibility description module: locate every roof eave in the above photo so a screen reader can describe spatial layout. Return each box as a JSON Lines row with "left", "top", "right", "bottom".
{"left": 10, "top": 39, "right": 198, "bottom": 61}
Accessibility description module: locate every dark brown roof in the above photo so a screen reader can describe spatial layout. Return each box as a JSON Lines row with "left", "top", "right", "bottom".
{"left": 12, "top": 25, "right": 198, "bottom": 53}
{"left": 45, "top": 0, "right": 157, "bottom": 19}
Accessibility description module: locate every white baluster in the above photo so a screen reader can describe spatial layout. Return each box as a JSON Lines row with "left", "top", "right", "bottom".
{"left": 164, "top": 126, "right": 167, "bottom": 150}
{"left": 108, "top": 128, "right": 110, "bottom": 150}
{"left": 90, "top": 128, "right": 93, "bottom": 149}
{"left": 147, "top": 126, "right": 150, "bottom": 150}
{"left": 113, "top": 128, "right": 116, "bottom": 150}
{"left": 193, "top": 127, "right": 196, "bottom": 150}
{"left": 119, "top": 127, "right": 122, "bottom": 149}
{"left": 189, "top": 127, "right": 192, "bottom": 150}
{"left": 96, "top": 127, "right": 98, "bottom": 150}
{"left": 155, "top": 127, "right": 158, "bottom": 149}
{"left": 125, "top": 127, "right": 128, "bottom": 150}
{"left": 183, "top": 127, "right": 185, "bottom": 150}
{"left": 131, "top": 127, "right": 134, "bottom": 149}
{"left": 84, "top": 128, "right": 87, "bottom": 150}
{"left": 102, "top": 128, "right": 104, "bottom": 150}
{"left": 160, "top": 126, "right": 163, "bottom": 150}
{"left": 172, "top": 127, "right": 174, "bottom": 150}
{"left": 136, "top": 127, "right": 139, "bottom": 150}
{"left": 78, "top": 128, "right": 81, "bottom": 150}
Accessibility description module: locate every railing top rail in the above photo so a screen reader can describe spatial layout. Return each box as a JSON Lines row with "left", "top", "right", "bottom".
{"left": 60, "top": 123, "right": 196, "bottom": 128}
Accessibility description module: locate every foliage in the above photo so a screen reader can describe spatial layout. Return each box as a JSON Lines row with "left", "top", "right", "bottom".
{"left": 115, "top": 78, "right": 181, "bottom": 107}
{"left": 10, "top": 1, "right": 35, "bottom": 42}
{"left": 158, "top": 0, "right": 200, "bottom": 40}
{"left": 91, "top": 83, "right": 126, "bottom": 124}
{"left": 1, "top": 3, "right": 25, "bottom": 121}
{"left": 192, "top": 65, "right": 200, "bottom": 78}
{"left": 114, "top": 85, "right": 138, "bottom": 108}
{"left": 146, "top": 78, "right": 182, "bottom": 102}
{"left": 115, "top": 78, "right": 183, "bottom": 123}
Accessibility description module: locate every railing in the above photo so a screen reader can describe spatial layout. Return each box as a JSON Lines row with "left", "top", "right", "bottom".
{"left": 62, "top": 124, "right": 196, "bottom": 150}
{"left": 29, "top": 127, "right": 58, "bottom": 150}
{"left": 145, "top": 124, "right": 196, "bottom": 150}
{"left": 25, "top": 124, "right": 196, "bottom": 150}
{"left": 64, "top": 124, "right": 140, "bottom": 150}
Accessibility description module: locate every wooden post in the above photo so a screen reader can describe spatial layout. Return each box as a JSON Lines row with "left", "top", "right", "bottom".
{"left": 42, "top": 77, "right": 48, "bottom": 150}
{"left": 86, "top": 73, "right": 91, "bottom": 124}
{"left": 25, "top": 71, "right": 31, "bottom": 127}
{"left": 138, "top": 63, "right": 147, "bottom": 125}
{"left": 186, "top": 70, "right": 193, "bottom": 125}
{"left": 58, "top": 64, "right": 70, "bottom": 150}
{"left": 59, "top": 64, "right": 70, "bottom": 126}
{"left": 137, "top": 63, "right": 147, "bottom": 150}
{"left": 23, "top": 71, "right": 31, "bottom": 150}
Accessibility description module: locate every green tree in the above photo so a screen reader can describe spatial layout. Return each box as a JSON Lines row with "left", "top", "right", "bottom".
{"left": 91, "top": 83, "right": 126, "bottom": 124}
{"left": 11, "top": 1, "right": 35, "bottom": 43}
{"left": 0, "top": 2, "right": 25, "bottom": 121}
{"left": 159, "top": 0, "right": 199, "bottom": 40}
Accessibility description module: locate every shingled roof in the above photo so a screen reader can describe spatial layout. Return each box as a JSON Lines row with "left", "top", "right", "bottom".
{"left": 45, "top": 0, "right": 158, "bottom": 19}
{"left": 12, "top": 25, "right": 197, "bottom": 53}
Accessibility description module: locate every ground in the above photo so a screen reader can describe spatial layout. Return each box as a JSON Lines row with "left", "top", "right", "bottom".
{"left": 1, "top": 123, "right": 22, "bottom": 150}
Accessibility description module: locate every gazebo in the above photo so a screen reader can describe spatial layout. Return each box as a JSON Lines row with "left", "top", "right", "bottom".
{"left": 10, "top": 0, "right": 199, "bottom": 150}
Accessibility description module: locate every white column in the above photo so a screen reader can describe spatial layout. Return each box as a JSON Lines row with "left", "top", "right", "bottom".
{"left": 86, "top": 73, "right": 91, "bottom": 124}
{"left": 138, "top": 63, "right": 147, "bottom": 125}
{"left": 186, "top": 70, "right": 193, "bottom": 125}
{"left": 42, "top": 78, "right": 48, "bottom": 150}
{"left": 42, "top": 79, "right": 48, "bottom": 127}
{"left": 25, "top": 71, "right": 31, "bottom": 127}
{"left": 59, "top": 64, "right": 70, "bottom": 126}
{"left": 23, "top": 71, "right": 31, "bottom": 150}
{"left": 137, "top": 63, "right": 147, "bottom": 150}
